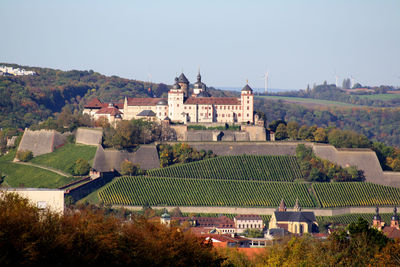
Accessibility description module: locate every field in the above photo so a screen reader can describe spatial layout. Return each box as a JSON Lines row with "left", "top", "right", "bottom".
{"left": 31, "top": 143, "right": 97, "bottom": 175}
{"left": 357, "top": 93, "right": 400, "bottom": 101}
{"left": 256, "top": 95, "right": 363, "bottom": 107}
{"left": 147, "top": 155, "right": 303, "bottom": 182}
{"left": 98, "top": 176, "right": 316, "bottom": 208}
{"left": 313, "top": 182, "right": 400, "bottom": 208}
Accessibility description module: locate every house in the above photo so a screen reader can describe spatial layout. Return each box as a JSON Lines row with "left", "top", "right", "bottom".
{"left": 234, "top": 214, "right": 264, "bottom": 234}
{"left": 268, "top": 199, "right": 318, "bottom": 234}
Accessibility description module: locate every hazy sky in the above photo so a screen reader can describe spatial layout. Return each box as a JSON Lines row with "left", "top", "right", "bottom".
{"left": 1, "top": 0, "right": 399, "bottom": 90}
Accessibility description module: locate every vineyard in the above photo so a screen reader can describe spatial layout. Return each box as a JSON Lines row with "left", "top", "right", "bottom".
{"left": 316, "top": 213, "right": 394, "bottom": 225}
{"left": 98, "top": 176, "right": 316, "bottom": 207}
{"left": 147, "top": 155, "right": 303, "bottom": 182}
{"left": 313, "top": 182, "right": 400, "bottom": 208}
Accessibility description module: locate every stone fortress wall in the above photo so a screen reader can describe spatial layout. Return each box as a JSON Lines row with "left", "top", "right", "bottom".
{"left": 17, "top": 129, "right": 67, "bottom": 157}
{"left": 75, "top": 128, "right": 103, "bottom": 146}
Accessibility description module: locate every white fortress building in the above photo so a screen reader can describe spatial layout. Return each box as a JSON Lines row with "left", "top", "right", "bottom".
{"left": 83, "top": 72, "right": 254, "bottom": 125}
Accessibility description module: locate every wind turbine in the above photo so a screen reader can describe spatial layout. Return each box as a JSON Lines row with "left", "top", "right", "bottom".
{"left": 261, "top": 71, "right": 269, "bottom": 94}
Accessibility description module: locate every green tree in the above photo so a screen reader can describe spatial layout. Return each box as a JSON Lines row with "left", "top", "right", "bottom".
{"left": 275, "top": 123, "right": 288, "bottom": 140}
{"left": 16, "top": 150, "right": 33, "bottom": 162}
{"left": 286, "top": 121, "right": 299, "bottom": 140}
{"left": 73, "top": 158, "right": 90, "bottom": 176}
{"left": 120, "top": 160, "right": 139, "bottom": 176}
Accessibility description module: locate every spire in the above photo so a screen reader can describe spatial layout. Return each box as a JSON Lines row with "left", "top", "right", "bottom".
{"left": 373, "top": 206, "right": 381, "bottom": 221}
{"left": 294, "top": 198, "right": 301, "bottom": 212}
{"left": 278, "top": 199, "right": 287, "bottom": 212}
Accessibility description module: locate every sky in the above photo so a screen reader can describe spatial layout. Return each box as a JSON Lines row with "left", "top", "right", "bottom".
{"left": 1, "top": 0, "right": 399, "bottom": 90}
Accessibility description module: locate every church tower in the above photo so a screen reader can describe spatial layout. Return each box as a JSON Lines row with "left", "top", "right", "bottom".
{"left": 373, "top": 206, "right": 383, "bottom": 230}
{"left": 193, "top": 70, "right": 203, "bottom": 95}
{"left": 391, "top": 207, "right": 399, "bottom": 229}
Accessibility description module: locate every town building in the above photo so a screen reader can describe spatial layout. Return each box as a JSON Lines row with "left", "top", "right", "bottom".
{"left": 268, "top": 199, "right": 318, "bottom": 234}
{"left": 234, "top": 214, "right": 264, "bottom": 234}
{"left": 83, "top": 72, "right": 255, "bottom": 125}
{"left": 1, "top": 188, "right": 64, "bottom": 214}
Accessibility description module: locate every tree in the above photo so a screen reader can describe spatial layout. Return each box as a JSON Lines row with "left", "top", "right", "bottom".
{"left": 73, "top": 158, "right": 90, "bottom": 176}
{"left": 313, "top": 127, "right": 327, "bottom": 143}
{"left": 275, "top": 123, "right": 288, "bottom": 140}
{"left": 268, "top": 119, "right": 286, "bottom": 133}
{"left": 120, "top": 160, "right": 139, "bottom": 176}
{"left": 286, "top": 121, "right": 299, "bottom": 140}
{"left": 16, "top": 150, "right": 33, "bottom": 162}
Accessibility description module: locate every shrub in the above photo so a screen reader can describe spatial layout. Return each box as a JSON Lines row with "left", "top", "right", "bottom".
{"left": 16, "top": 150, "right": 33, "bottom": 162}
{"left": 120, "top": 160, "right": 140, "bottom": 176}
{"left": 73, "top": 158, "right": 90, "bottom": 176}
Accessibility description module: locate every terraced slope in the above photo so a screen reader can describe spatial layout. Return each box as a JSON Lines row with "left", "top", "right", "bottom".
{"left": 147, "top": 155, "right": 303, "bottom": 182}
{"left": 99, "top": 176, "right": 316, "bottom": 207}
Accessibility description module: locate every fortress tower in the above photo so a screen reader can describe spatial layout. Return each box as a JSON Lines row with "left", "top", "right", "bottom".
{"left": 241, "top": 82, "right": 254, "bottom": 124}
{"left": 177, "top": 73, "right": 189, "bottom": 98}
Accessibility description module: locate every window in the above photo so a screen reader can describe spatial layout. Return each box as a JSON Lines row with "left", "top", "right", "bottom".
{"left": 177, "top": 104, "right": 179, "bottom": 107}
{"left": 37, "top": 201, "right": 47, "bottom": 209}
{"left": 238, "top": 114, "right": 241, "bottom": 117}
{"left": 228, "top": 106, "right": 230, "bottom": 110}
{"left": 189, "top": 106, "right": 191, "bottom": 109}
{"left": 247, "top": 101, "right": 249, "bottom": 104}
{"left": 222, "top": 114, "right": 225, "bottom": 117}
{"left": 228, "top": 114, "right": 230, "bottom": 117}
{"left": 247, "top": 114, "right": 249, "bottom": 117}
{"left": 247, "top": 96, "right": 249, "bottom": 99}
{"left": 200, "top": 113, "right": 203, "bottom": 116}
{"left": 209, "top": 113, "right": 211, "bottom": 116}
{"left": 247, "top": 107, "right": 249, "bottom": 110}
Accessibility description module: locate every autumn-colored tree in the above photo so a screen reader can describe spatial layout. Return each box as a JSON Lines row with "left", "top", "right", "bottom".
{"left": 313, "top": 127, "right": 327, "bottom": 143}
{"left": 16, "top": 150, "right": 33, "bottom": 162}
{"left": 120, "top": 160, "right": 140, "bottom": 176}
{"left": 0, "top": 191, "right": 224, "bottom": 266}
{"left": 73, "top": 158, "right": 90, "bottom": 175}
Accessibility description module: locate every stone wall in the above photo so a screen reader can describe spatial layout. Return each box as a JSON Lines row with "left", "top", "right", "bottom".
{"left": 242, "top": 125, "right": 266, "bottom": 141}
{"left": 17, "top": 129, "right": 67, "bottom": 157}
{"left": 312, "top": 144, "right": 400, "bottom": 187}
{"left": 170, "top": 125, "right": 187, "bottom": 141}
{"left": 113, "top": 205, "right": 399, "bottom": 217}
{"left": 75, "top": 128, "right": 103, "bottom": 146}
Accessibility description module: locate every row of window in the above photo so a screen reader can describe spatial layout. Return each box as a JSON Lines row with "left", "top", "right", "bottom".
{"left": 237, "top": 224, "right": 262, "bottom": 229}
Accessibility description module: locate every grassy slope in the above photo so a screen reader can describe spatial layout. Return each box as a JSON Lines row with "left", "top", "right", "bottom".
{"left": 31, "top": 143, "right": 97, "bottom": 174}
{"left": 0, "top": 150, "right": 74, "bottom": 188}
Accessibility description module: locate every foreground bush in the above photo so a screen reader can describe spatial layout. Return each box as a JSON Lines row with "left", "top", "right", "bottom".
{"left": 0, "top": 191, "right": 223, "bottom": 266}
{"left": 16, "top": 150, "right": 33, "bottom": 162}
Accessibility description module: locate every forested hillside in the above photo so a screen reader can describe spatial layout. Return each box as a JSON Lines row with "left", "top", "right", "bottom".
{"left": 0, "top": 63, "right": 169, "bottom": 129}
{"left": 255, "top": 98, "right": 400, "bottom": 147}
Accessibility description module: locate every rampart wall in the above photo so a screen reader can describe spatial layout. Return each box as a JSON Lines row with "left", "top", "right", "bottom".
{"left": 75, "top": 128, "right": 103, "bottom": 146}
{"left": 17, "top": 129, "right": 67, "bottom": 157}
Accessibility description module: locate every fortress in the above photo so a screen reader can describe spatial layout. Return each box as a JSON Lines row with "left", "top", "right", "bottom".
{"left": 83, "top": 72, "right": 255, "bottom": 125}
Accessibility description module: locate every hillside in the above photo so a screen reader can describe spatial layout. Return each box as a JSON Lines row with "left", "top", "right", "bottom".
{"left": 255, "top": 98, "right": 400, "bottom": 147}
{"left": 0, "top": 63, "right": 169, "bottom": 129}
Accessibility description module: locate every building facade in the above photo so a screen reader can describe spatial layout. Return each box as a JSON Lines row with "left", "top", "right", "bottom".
{"left": 83, "top": 72, "right": 255, "bottom": 125}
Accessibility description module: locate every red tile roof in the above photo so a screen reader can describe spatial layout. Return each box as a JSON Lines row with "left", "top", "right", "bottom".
{"left": 184, "top": 97, "right": 240, "bottom": 105}
{"left": 95, "top": 107, "right": 122, "bottom": 116}
{"left": 84, "top": 98, "right": 106, "bottom": 108}
{"left": 382, "top": 226, "right": 400, "bottom": 239}
{"left": 235, "top": 214, "right": 262, "bottom": 220}
{"left": 127, "top": 97, "right": 162, "bottom": 106}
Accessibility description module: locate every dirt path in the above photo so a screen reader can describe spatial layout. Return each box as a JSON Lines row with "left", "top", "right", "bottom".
{"left": 14, "top": 161, "right": 70, "bottom": 177}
